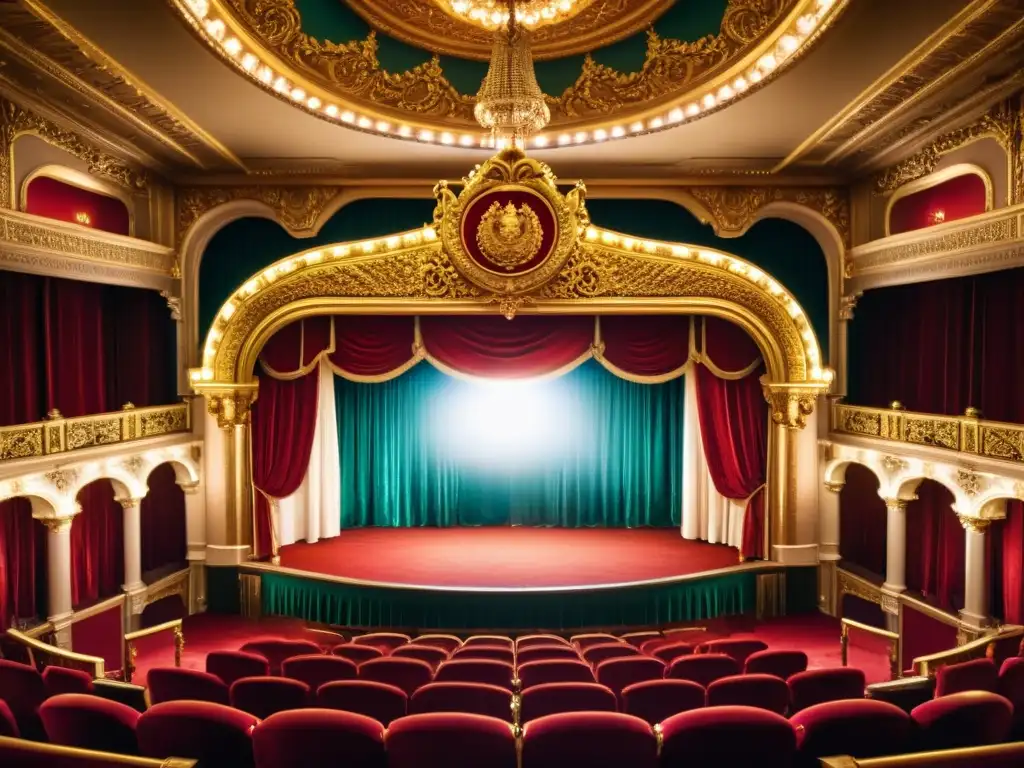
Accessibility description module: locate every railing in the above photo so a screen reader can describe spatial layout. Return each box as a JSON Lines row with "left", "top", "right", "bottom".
{"left": 0, "top": 402, "right": 190, "bottom": 462}
{"left": 124, "top": 618, "right": 185, "bottom": 684}
{"left": 4, "top": 628, "right": 105, "bottom": 677}
{"left": 0, "top": 736, "right": 196, "bottom": 767}
{"left": 830, "top": 401, "right": 1024, "bottom": 466}
{"left": 911, "top": 625, "right": 1024, "bottom": 678}
{"left": 841, "top": 617, "right": 899, "bottom": 681}
{"left": 820, "top": 741, "right": 1024, "bottom": 767}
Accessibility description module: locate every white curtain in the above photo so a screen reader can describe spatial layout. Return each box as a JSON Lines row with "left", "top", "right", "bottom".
{"left": 681, "top": 372, "right": 746, "bottom": 550}
{"left": 273, "top": 361, "right": 342, "bottom": 547}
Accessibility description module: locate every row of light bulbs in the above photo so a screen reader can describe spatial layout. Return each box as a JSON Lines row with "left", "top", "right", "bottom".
{"left": 197, "top": 224, "right": 829, "bottom": 384}
{"left": 445, "top": 0, "right": 580, "bottom": 29}
{"left": 178, "top": 0, "right": 837, "bottom": 150}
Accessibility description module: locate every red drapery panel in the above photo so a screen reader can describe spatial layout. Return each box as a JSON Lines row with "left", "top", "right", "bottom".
{"left": 989, "top": 500, "right": 1024, "bottom": 625}
{"left": 250, "top": 372, "right": 320, "bottom": 559}
{"left": 888, "top": 173, "right": 987, "bottom": 236}
{"left": 839, "top": 463, "right": 887, "bottom": 578}
{"left": 25, "top": 176, "right": 131, "bottom": 236}
{"left": 105, "top": 286, "right": 178, "bottom": 408}
{"left": 973, "top": 270, "right": 1024, "bottom": 425}
{"left": 600, "top": 316, "right": 690, "bottom": 376}
{"left": 0, "top": 273, "right": 43, "bottom": 426}
{"left": 71, "top": 480, "right": 125, "bottom": 609}
{"left": 701, "top": 317, "right": 762, "bottom": 372}
{"left": 694, "top": 362, "right": 768, "bottom": 559}
{"left": 905, "top": 480, "right": 964, "bottom": 612}
{"left": 140, "top": 464, "right": 187, "bottom": 576}
{"left": 330, "top": 316, "right": 417, "bottom": 376}
{"left": 0, "top": 498, "right": 47, "bottom": 630}
{"left": 44, "top": 277, "right": 108, "bottom": 417}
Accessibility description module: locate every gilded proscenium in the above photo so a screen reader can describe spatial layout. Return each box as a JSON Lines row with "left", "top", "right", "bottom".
{"left": 832, "top": 401, "right": 1024, "bottom": 467}
{"left": 0, "top": 403, "right": 190, "bottom": 463}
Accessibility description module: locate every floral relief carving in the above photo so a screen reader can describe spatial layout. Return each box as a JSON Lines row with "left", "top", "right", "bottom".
{"left": 176, "top": 185, "right": 344, "bottom": 241}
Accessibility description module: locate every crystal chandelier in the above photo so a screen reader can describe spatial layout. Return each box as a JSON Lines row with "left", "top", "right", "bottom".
{"left": 474, "top": 0, "right": 550, "bottom": 146}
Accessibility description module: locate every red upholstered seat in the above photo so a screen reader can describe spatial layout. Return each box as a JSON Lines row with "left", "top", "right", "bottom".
{"left": 317, "top": 680, "right": 408, "bottom": 725}
{"left": 570, "top": 634, "right": 624, "bottom": 651}
{"left": 517, "top": 634, "right": 571, "bottom": 649}
{"left": 621, "top": 679, "right": 705, "bottom": 726}
{"left": 521, "top": 711, "right": 657, "bottom": 768}
{"left": 0, "top": 701, "right": 19, "bottom": 738}
{"left": 582, "top": 643, "right": 639, "bottom": 666}
{"left": 451, "top": 645, "right": 515, "bottom": 664}
{"left": 39, "top": 693, "right": 140, "bottom": 755}
{"left": 297, "top": 628, "right": 347, "bottom": 650}
{"left": 595, "top": 657, "right": 665, "bottom": 700}
{"left": 639, "top": 637, "right": 675, "bottom": 655}
{"left": 744, "top": 649, "right": 808, "bottom": 679}
{"left": 206, "top": 650, "right": 271, "bottom": 688}
{"left": 517, "top": 645, "right": 582, "bottom": 665}
{"left": 935, "top": 657, "right": 999, "bottom": 697}
{"left": 281, "top": 654, "right": 357, "bottom": 690}
{"left": 706, "top": 674, "right": 790, "bottom": 715}
{"left": 252, "top": 709, "right": 385, "bottom": 768}
{"left": 519, "top": 682, "right": 618, "bottom": 723}
{"left": 697, "top": 638, "right": 769, "bottom": 665}
{"left": 791, "top": 699, "right": 913, "bottom": 766}
{"left": 652, "top": 642, "right": 696, "bottom": 664}
{"left": 411, "top": 634, "right": 463, "bottom": 653}
{"left": 434, "top": 659, "right": 515, "bottom": 690}
{"left": 788, "top": 667, "right": 865, "bottom": 712}
{"left": 332, "top": 644, "right": 385, "bottom": 664}
{"left": 409, "top": 682, "right": 514, "bottom": 722}
{"left": 518, "top": 659, "right": 595, "bottom": 690}
{"left": 230, "top": 676, "right": 310, "bottom": 719}
{"left": 138, "top": 700, "right": 258, "bottom": 768}
{"left": 358, "top": 657, "right": 434, "bottom": 696}
{"left": 239, "top": 639, "right": 322, "bottom": 675}
{"left": 147, "top": 667, "right": 230, "bottom": 706}
{"left": 0, "top": 659, "right": 47, "bottom": 740}
{"left": 386, "top": 712, "right": 517, "bottom": 768}
{"left": 911, "top": 691, "right": 1013, "bottom": 751}
{"left": 666, "top": 653, "right": 740, "bottom": 687}
{"left": 462, "top": 635, "right": 513, "bottom": 649}
{"left": 392, "top": 644, "right": 450, "bottom": 669}
{"left": 619, "top": 631, "right": 661, "bottom": 648}
{"left": 999, "top": 656, "right": 1024, "bottom": 738}
{"left": 659, "top": 705, "right": 796, "bottom": 768}
{"left": 42, "top": 666, "right": 95, "bottom": 696}
{"left": 351, "top": 632, "right": 412, "bottom": 653}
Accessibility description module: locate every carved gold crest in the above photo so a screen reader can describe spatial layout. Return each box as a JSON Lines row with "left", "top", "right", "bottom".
{"left": 475, "top": 201, "right": 543, "bottom": 271}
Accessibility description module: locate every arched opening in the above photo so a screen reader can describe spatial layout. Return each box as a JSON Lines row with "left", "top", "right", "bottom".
{"left": 905, "top": 479, "right": 963, "bottom": 612}
{"left": 989, "top": 499, "right": 1024, "bottom": 625}
{"left": 0, "top": 497, "right": 48, "bottom": 631}
{"left": 141, "top": 463, "right": 188, "bottom": 582}
{"left": 71, "top": 480, "right": 124, "bottom": 610}
{"left": 887, "top": 170, "right": 990, "bottom": 236}
{"left": 839, "top": 463, "right": 887, "bottom": 580}
{"left": 23, "top": 174, "right": 131, "bottom": 236}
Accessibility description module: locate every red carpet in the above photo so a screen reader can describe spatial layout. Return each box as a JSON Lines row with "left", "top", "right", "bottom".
{"left": 278, "top": 528, "right": 740, "bottom": 588}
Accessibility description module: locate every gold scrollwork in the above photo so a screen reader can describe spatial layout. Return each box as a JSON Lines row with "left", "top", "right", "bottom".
{"left": 761, "top": 381, "right": 818, "bottom": 429}
{"left": 66, "top": 417, "right": 122, "bottom": 451}
{"left": 44, "top": 469, "right": 78, "bottom": 494}
{"left": 475, "top": 201, "right": 543, "bottom": 271}
{"left": 39, "top": 516, "right": 75, "bottom": 534}
{"left": 956, "top": 513, "right": 991, "bottom": 534}
{"left": 0, "top": 427, "right": 43, "bottom": 461}
{"left": 904, "top": 416, "right": 960, "bottom": 451}
{"left": 956, "top": 468, "right": 981, "bottom": 498}
{"left": 838, "top": 406, "right": 882, "bottom": 438}
{"left": 201, "top": 386, "right": 260, "bottom": 429}
{"left": 881, "top": 455, "right": 906, "bottom": 475}
{"left": 175, "top": 184, "right": 344, "bottom": 241}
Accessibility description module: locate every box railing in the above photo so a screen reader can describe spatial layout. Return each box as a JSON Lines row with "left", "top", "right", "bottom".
{"left": 124, "top": 618, "right": 185, "bottom": 684}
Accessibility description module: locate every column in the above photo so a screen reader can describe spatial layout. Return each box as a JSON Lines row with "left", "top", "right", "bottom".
{"left": 882, "top": 498, "right": 908, "bottom": 593}
{"left": 180, "top": 481, "right": 207, "bottom": 614}
{"left": 120, "top": 497, "right": 145, "bottom": 592}
{"left": 42, "top": 516, "right": 75, "bottom": 649}
{"left": 233, "top": 421, "right": 252, "bottom": 548}
{"left": 959, "top": 514, "right": 991, "bottom": 627}
{"left": 835, "top": 293, "right": 861, "bottom": 397}
{"left": 819, "top": 481, "right": 842, "bottom": 561}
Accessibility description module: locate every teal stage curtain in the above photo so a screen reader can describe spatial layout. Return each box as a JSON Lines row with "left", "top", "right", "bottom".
{"left": 335, "top": 360, "right": 683, "bottom": 528}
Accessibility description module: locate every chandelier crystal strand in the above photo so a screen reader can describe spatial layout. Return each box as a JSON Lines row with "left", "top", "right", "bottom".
{"left": 474, "top": 0, "right": 550, "bottom": 147}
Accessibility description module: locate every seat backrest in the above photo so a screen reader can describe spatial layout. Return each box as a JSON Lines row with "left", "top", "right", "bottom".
{"left": 666, "top": 654, "right": 740, "bottom": 687}
{"left": 0, "top": 701, "right": 18, "bottom": 738}
{"left": 0, "top": 658, "right": 47, "bottom": 736}
{"left": 518, "top": 660, "right": 595, "bottom": 690}
{"left": 697, "top": 639, "right": 769, "bottom": 665}
{"left": 706, "top": 674, "right": 790, "bottom": 715}
{"left": 570, "top": 634, "right": 624, "bottom": 651}
{"left": 147, "top": 667, "right": 230, "bottom": 706}
{"left": 462, "top": 635, "right": 513, "bottom": 649}
{"left": 998, "top": 656, "right": 1024, "bottom": 709}
{"left": 332, "top": 644, "right": 385, "bottom": 664}
{"left": 621, "top": 679, "right": 706, "bottom": 726}
{"left": 229, "top": 676, "right": 311, "bottom": 720}
{"left": 434, "top": 660, "right": 515, "bottom": 690}
{"left": 280, "top": 654, "right": 357, "bottom": 690}
{"left": 451, "top": 645, "right": 515, "bottom": 664}
{"left": 252, "top": 709, "right": 385, "bottom": 768}
{"left": 358, "top": 657, "right": 434, "bottom": 696}
{"left": 517, "top": 645, "right": 581, "bottom": 665}
{"left": 791, "top": 699, "right": 913, "bottom": 764}
{"left": 583, "top": 643, "right": 639, "bottom": 666}
{"left": 595, "top": 657, "right": 665, "bottom": 699}
{"left": 619, "top": 631, "right": 661, "bottom": 648}
{"left": 317, "top": 680, "right": 408, "bottom": 726}
{"left": 788, "top": 667, "right": 865, "bottom": 712}
{"left": 519, "top": 682, "right": 618, "bottom": 723}
{"left": 911, "top": 691, "right": 1014, "bottom": 751}
{"left": 652, "top": 642, "right": 696, "bottom": 664}
{"left": 935, "top": 657, "right": 999, "bottom": 697}
{"left": 409, "top": 682, "right": 513, "bottom": 722}
{"left": 411, "top": 635, "right": 463, "bottom": 653}
{"left": 521, "top": 711, "right": 657, "bottom": 768}
{"left": 206, "top": 650, "right": 271, "bottom": 688}
{"left": 385, "top": 712, "right": 517, "bottom": 768}
{"left": 42, "top": 666, "right": 95, "bottom": 696}
{"left": 391, "top": 644, "right": 449, "bottom": 669}
{"left": 39, "top": 693, "right": 140, "bottom": 755}
{"left": 137, "top": 700, "right": 258, "bottom": 768}
{"left": 659, "top": 705, "right": 796, "bottom": 768}
{"left": 351, "top": 633, "right": 412, "bottom": 653}
{"left": 239, "top": 639, "right": 322, "bottom": 675}
{"left": 516, "top": 635, "right": 570, "bottom": 650}
{"left": 743, "top": 649, "right": 808, "bottom": 679}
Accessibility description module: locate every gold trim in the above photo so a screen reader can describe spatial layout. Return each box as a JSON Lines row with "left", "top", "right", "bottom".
{"left": 0, "top": 736, "right": 195, "bottom": 767}
{"left": 882, "top": 163, "right": 994, "bottom": 237}
{"left": 19, "top": 164, "right": 137, "bottom": 237}
{"left": 912, "top": 624, "right": 1024, "bottom": 678}
{"left": 4, "top": 628, "right": 105, "bottom": 678}
{"left": 125, "top": 618, "right": 185, "bottom": 684}
{"left": 70, "top": 593, "right": 125, "bottom": 624}
{"left": 820, "top": 744, "right": 1024, "bottom": 768}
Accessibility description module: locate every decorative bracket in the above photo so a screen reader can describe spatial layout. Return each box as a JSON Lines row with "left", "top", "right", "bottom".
{"left": 761, "top": 380, "right": 826, "bottom": 429}
{"left": 193, "top": 382, "right": 260, "bottom": 429}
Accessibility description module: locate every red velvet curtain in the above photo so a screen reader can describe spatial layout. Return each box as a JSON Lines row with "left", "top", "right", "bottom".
{"left": 43, "top": 277, "right": 109, "bottom": 417}
{"left": 25, "top": 176, "right": 131, "bottom": 236}
{"left": 250, "top": 372, "right": 321, "bottom": 559}
{"left": 989, "top": 500, "right": 1024, "bottom": 625}
{"left": 905, "top": 480, "right": 964, "bottom": 612}
{"left": 600, "top": 316, "right": 690, "bottom": 375}
{"left": 839, "top": 463, "right": 887, "bottom": 578}
{"left": 331, "top": 316, "right": 418, "bottom": 376}
{"left": 888, "top": 173, "right": 987, "bottom": 236}
{"left": 71, "top": 480, "right": 125, "bottom": 609}
{"left": 140, "top": 464, "right": 187, "bottom": 576}
{"left": 0, "top": 498, "right": 47, "bottom": 630}
{"left": 105, "top": 286, "right": 178, "bottom": 408}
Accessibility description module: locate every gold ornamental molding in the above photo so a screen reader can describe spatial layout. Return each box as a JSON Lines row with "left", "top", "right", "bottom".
{"left": 167, "top": 0, "right": 848, "bottom": 149}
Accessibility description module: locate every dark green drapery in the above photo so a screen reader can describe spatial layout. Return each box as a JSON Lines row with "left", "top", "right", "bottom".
{"left": 336, "top": 360, "right": 683, "bottom": 528}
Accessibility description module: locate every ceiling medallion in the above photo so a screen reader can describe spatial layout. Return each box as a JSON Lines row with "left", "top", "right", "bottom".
{"left": 436, "top": 0, "right": 592, "bottom": 30}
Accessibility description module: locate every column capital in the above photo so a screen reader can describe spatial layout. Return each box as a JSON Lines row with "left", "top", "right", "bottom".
{"left": 957, "top": 513, "right": 991, "bottom": 533}
{"left": 882, "top": 497, "right": 912, "bottom": 511}
{"left": 761, "top": 380, "right": 827, "bottom": 430}
{"left": 177, "top": 481, "right": 201, "bottom": 495}
{"left": 117, "top": 497, "right": 144, "bottom": 510}
{"left": 193, "top": 382, "right": 259, "bottom": 430}
{"left": 38, "top": 516, "right": 75, "bottom": 534}
{"left": 824, "top": 481, "right": 844, "bottom": 494}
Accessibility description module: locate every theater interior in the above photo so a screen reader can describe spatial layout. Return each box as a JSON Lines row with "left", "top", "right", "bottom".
{"left": 0, "top": 0, "right": 1023, "bottom": 766}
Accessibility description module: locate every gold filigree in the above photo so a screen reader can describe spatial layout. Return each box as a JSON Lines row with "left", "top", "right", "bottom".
{"left": 881, "top": 456, "right": 906, "bottom": 475}
{"left": 44, "top": 469, "right": 78, "bottom": 494}
{"left": 122, "top": 455, "right": 144, "bottom": 477}
{"left": 175, "top": 185, "right": 344, "bottom": 241}
{"left": 981, "top": 426, "right": 1024, "bottom": 462}
{"left": 956, "top": 468, "right": 982, "bottom": 498}
{"left": 198, "top": 385, "right": 260, "bottom": 429}
{"left": 475, "top": 201, "right": 543, "bottom": 271}
{"left": 66, "top": 416, "right": 122, "bottom": 451}
{"left": 422, "top": 248, "right": 482, "bottom": 299}
{"left": 0, "top": 427, "right": 43, "bottom": 461}
{"left": 688, "top": 186, "right": 851, "bottom": 245}
{"left": 904, "top": 416, "right": 960, "bottom": 451}
{"left": 956, "top": 513, "right": 991, "bottom": 533}
{"left": 39, "top": 516, "right": 74, "bottom": 534}
{"left": 537, "top": 246, "right": 606, "bottom": 299}
{"left": 761, "top": 382, "right": 818, "bottom": 429}
{"left": 837, "top": 569, "right": 883, "bottom": 606}
{"left": 838, "top": 407, "right": 882, "bottom": 438}
{"left": 491, "top": 294, "right": 534, "bottom": 320}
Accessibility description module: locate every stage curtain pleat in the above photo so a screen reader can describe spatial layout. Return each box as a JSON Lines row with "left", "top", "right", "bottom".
{"left": 104, "top": 286, "right": 179, "bottom": 408}
{"left": 43, "top": 277, "right": 109, "bottom": 417}
{"left": 330, "top": 316, "right": 418, "bottom": 376}
{"left": 0, "top": 273, "right": 44, "bottom": 426}
{"left": 251, "top": 369, "right": 321, "bottom": 559}
{"left": 989, "top": 500, "right": 1024, "bottom": 625}
{"left": 599, "top": 315, "right": 691, "bottom": 377}
{"left": 140, "top": 464, "right": 187, "bottom": 576}
{"left": 71, "top": 480, "right": 125, "bottom": 609}
{"left": 905, "top": 480, "right": 964, "bottom": 612}
{"left": 0, "top": 498, "right": 47, "bottom": 630}
{"left": 838, "top": 463, "right": 887, "bottom": 578}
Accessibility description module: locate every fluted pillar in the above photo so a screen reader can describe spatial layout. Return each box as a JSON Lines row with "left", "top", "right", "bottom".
{"left": 120, "top": 497, "right": 145, "bottom": 592}
{"left": 42, "top": 516, "right": 75, "bottom": 649}
{"left": 882, "top": 498, "right": 909, "bottom": 593}
{"left": 180, "top": 481, "right": 207, "bottom": 614}
{"left": 819, "top": 481, "right": 842, "bottom": 561}
{"left": 959, "top": 514, "right": 991, "bottom": 628}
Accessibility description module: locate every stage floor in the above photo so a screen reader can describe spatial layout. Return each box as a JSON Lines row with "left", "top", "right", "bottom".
{"left": 277, "top": 528, "right": 740, "bottom": 588}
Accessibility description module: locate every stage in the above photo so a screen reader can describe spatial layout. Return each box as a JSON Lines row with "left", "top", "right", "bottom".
{"left": 240, "top": 528, "right": 818, "bottom": 632}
